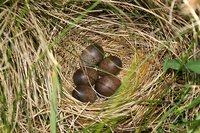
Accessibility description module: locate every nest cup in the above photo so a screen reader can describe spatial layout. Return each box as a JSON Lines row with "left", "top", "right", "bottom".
{"left": 54, "top": 14, "right": 163, "bottom": 131}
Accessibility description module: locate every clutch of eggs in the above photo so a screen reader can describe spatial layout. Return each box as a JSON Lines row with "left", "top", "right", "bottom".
{"left": 72, "top": 44, "right": 122, "bottom": 103}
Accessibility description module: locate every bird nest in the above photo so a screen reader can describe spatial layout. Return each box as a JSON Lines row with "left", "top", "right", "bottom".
{"left": 1, "top": 0, "right": 199, "bottom": 132}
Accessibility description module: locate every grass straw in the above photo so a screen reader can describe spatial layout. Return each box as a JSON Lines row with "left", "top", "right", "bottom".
{"left": 0, "top": 0, "right": 200, "bottom": 132}
{"left": 49, "top": 1, "right": 102, "bottom": 132}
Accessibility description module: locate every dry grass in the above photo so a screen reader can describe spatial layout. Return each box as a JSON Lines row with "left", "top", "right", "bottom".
{"left": 0, "top": 0, "right": 199, "bottom": 133}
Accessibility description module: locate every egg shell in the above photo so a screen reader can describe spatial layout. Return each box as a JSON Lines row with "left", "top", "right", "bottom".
{"left": 72, "top": 85, "right": 97, "bottom": 103}
{"left": 95, "top": 76, "right": 121, "bottom": 97}
{"left": 73, "top": 68, "right": 98, "bottom": 86}
{"left": 98, "top": 55, "right": 122, "bottom": 76}
{"left": 80, "top": 44, "right": 104, "bottom": 66}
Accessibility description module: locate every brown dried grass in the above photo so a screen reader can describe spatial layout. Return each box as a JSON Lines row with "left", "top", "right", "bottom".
{"left": 0, "top": 0, "right": 199, "bottom": 132}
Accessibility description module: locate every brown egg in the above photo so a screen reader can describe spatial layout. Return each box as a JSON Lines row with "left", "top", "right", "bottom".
{"left": 73, "top": 68, "right": 98, "bottom": 86}
{"left": 95, "top": 76, "right": 121, "bottom": 97}
{"left": 81, "top": 44, "right": 104, "bottom": 66}
{"left": 98, "top": 55, "right": 122, "bottom": 76}
{"left": 72, "top": 85, "right": 97, "bottom": 103}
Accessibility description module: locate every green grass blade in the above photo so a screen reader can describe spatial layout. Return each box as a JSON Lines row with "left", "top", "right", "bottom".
{"left": 50, "top": 65, "right": 60, "bottom": 133}
{"left": 188, "top": 114, "right": 200, "bottom": 133}
{"left": 176, "top": 96, "right": 200, "bottom": 114}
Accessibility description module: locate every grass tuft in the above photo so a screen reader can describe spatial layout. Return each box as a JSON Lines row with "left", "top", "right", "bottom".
{"left": 0, "top": 0, "right": 199, "bottom": 132}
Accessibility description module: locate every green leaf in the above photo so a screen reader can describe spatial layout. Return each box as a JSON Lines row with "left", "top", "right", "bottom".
{"left": 163, "top": 59, "right": 182, "bottom": 71}
{"left": 188, "top": 114, "right": 200, "bottom": 133}
{"left": 186, "top": 60, "right": 200, "bottom": 74}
